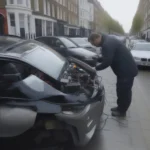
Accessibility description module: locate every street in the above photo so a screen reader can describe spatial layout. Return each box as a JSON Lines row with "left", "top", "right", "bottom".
{"left": 72, "top": 67, "right": 150, "bottom": 150}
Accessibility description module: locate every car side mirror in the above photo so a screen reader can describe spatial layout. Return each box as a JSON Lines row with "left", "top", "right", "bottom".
{"left": 60, "top": 45, "right": 65, "bottom": 48}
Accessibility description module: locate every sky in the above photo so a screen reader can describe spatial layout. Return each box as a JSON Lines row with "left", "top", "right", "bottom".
{"left": 99, "top": 0, "right": 140, "bottom": 33}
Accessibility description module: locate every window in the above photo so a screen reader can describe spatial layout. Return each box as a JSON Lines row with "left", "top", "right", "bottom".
{"left": 34, "top": 0, "right": 39, "bottom": 11}
{"left": 26, "top": 0, "right": 31, "bottom": 8}
{"left": 19, "top": 14, "right": 25, "bottom": 38}
{"left": 0, "top": 60, "right": 32, "bottom": 96}
{"left": 64, "top": 27, "right": 68, "bottom": 35}
{"left": 63, "top": 11, "right": 66, "bottom": 21}
{"left": 68, "top": 2, "right": 70, "bottom": 10}
{"left": 71, "top": 4, "right": 73, "bottom": 12}
{"left": 6, "top": 41, "right": 66, "bottom": 80}
{"left": 80, "top": 11, "right": 82, "bottom": 17}
{"left": 9, "top": 13, "right": 15, "bottom": 27}
{"left": 52, "top": 4, "right": 55, "bottom": 17}
{"left": 9, "top": 0, "right": 14, "bottom": 4}
{"left": 19, "top": 14, "right": 25, "bottom": 28}
{"left": 28, "top": 15, "right": 30, "bottom": 34}
{"left": 42, "top": 20, "right": 46, "bottom": 36}
{"left": 47, "top": 1, "right": 51, "bottom": 16}
{"left": 59, "top": 37, "right": 77, "bottom": 48}
{"left": 60, "top": 8, "right": 62, "bottom": 20}
{"left": 46, "top": 21, "right": 52, "bottom": 36}
{"left": 43, "top": 0, "right": 46, "bottom": 15}
{"left": 60, "top": 0, "right": 62, "bottom": 5}
{"left": 35, "top": 19, "right": 42, "bottom": 37}
{"left": 63, "top": 0, "right": 66, "bottom": 6}
{"left": 57, "top": 6, "right": 60, "bottom": 19}
{"left": 17, "top": 0, "right": 23, "bottom": 5}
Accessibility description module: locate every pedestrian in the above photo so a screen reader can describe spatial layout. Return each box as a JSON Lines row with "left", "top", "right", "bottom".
{"left": 88, "top": 33, "right": 138, "bottom": 117}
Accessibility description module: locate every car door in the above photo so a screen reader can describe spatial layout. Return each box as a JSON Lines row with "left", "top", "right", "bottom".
{"left": 49, "top": 37, "right": 68, "bottom": 56}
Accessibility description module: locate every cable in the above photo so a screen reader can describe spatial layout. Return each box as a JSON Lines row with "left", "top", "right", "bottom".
{"left": 97, "top": 113, "right": 109, "bottom": 130}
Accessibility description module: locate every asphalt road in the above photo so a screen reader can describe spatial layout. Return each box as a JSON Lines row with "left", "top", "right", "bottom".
{"left": 72, "top": 67, "right": 150, "bottom": 150}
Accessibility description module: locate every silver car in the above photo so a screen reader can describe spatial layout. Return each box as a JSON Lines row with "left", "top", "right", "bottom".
{"left": 131, "top": 42, "right": 150, "bottom": 66}
{"left": 0, "top": 36, "right": 105, "bottom": 149}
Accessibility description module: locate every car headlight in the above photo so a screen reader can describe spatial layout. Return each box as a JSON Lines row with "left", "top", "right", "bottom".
{"left": 134, "top": 57, "right": 141, "bottom": 61}
{"left": 62, "top": 105, "right": 87, "bottom": 115}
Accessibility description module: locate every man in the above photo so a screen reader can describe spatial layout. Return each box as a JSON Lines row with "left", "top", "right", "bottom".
{"left": 88, "top": 33, "right": 138, "bottom": 117}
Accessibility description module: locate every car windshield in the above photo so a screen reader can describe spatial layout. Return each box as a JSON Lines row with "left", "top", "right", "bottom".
{"left": 69, "top": 47, "right": 95, "bottom": 57}
{"left": 6, "top": 41, "right": 66, "bottom": 80}
{"left": 59, "top": 37, "right": 78, "bottom": 48}
{"left": 132, "top": 43, "right": 150, "bottom": 51}
{"left": 71, "top": 38, "right": 89, "bottom": 45}
{"left": 0, "top": 37, "right": 23, "bottom": 50}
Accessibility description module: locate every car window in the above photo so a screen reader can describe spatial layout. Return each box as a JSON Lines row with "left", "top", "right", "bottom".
{"left": 133, "top": 44, "right": 150, "bottom": 51}
{"left": 71, "top": 38, "right": 87, "bottom": 44}
{"left": 59, "top": 37, "right": 78, "bottom": 48}
{"left": 0, "top": 59, "right": 52, "bottom": 98}
{"left": 49, "top": 38, "right": 64, "bottom": 48}
{"left": 6, "top": 41, "right": 66, "bottom": 80}
{"left": 36, "top": 37, "right": 48, "bottom": 45}
{"left": 0, "top": 60, "right": 34, "bottom": 80}
{"left": 0, "top": 60, "right": 32, "bottom": 97}
{"left": 0, "top": 37, "right": 23, "bottom": 50}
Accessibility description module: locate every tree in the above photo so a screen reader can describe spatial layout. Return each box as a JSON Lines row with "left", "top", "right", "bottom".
{"left": 131, "top": 14, "right": 143, "bottom": 34}
{"left": 103, "top": 14, "right": 124, "bottom": 34}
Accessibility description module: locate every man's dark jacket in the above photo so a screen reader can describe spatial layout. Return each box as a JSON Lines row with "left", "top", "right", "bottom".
{"left": 96, "top": 35, "right": 138, "bottom": 77}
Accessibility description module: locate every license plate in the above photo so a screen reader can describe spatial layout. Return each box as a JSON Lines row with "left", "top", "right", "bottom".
{"left": 142, "top": 62, "right": 150, "bottom": 66}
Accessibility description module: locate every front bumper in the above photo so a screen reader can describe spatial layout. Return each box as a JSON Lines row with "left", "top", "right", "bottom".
{"left": 135, "top": 60, "right": 150, "bottom": 66}
{"left": 56, "top": 86, "right": 105, "bottom": 146}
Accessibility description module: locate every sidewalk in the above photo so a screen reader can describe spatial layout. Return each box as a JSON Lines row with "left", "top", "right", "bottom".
{"left": 74, "top": 68, "right": 150, "bottom": 150}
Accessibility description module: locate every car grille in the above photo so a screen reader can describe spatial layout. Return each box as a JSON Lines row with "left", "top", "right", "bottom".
{"left": 141, "top": 58, "right": 147, "bottom": 61}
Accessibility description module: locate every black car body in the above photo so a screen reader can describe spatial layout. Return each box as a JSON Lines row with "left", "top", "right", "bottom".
{"left": 35, "top": 36, "right": 99, "bottom": 67}
{"left": 0, "top": 37, "right": 105, "bottom": 149}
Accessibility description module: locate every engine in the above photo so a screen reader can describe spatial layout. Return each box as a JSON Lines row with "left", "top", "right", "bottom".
{"left": 60, "top": 63, "right": 100, "bottom": 99}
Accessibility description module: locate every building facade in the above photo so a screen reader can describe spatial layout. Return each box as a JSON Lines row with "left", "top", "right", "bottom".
{"left": 66, "top": 0, "right": 79, "bottom": 37}
{"left": 55, "top": 0, "right": 79, "bottom": 36}
{"left": 5, "top": 0, "right": 34, "bottom": 38}
{"left": 88, "top": 0, "right": 108, "bottom": 34}
{"left": 136, "top": 0, "right": 150, "bottom": 39}
{"left": 0, "top": 0, "right": 108, "bottom": 38}
{"left": 78, "top": 0, "right": 94, "bottom": 36}
{"left": 31, "top": 0, "right": 56, "bottom": 38}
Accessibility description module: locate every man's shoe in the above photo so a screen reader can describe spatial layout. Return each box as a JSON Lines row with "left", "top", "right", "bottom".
{"left": 111, "top": 110, "right": 126, "bottom": 117}
{"left": 111, "top": 107, "right": 118, "bottom": 112}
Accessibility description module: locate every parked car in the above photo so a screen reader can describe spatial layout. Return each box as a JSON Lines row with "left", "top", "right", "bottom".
{"left": 35, "top": 36, "right": 100, "bottom": 67}
{"left": 129, "top": 39, "right": 147, "bottom": 49}
{"left": 69, "top": 37, "right": 96, "bottom": 52}
{"left": 131, "top": 42, "right": 150, "bottom": 66}
{"left": 0, "top": 36, "right": 105, "bottom": 149}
